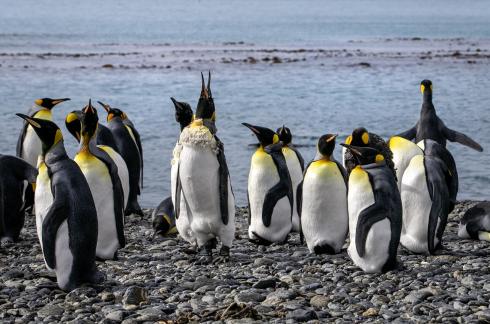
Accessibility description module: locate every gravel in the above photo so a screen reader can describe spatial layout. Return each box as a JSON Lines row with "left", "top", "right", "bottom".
{"left": 0, "top": 200, "right": 488, "bottom": 322}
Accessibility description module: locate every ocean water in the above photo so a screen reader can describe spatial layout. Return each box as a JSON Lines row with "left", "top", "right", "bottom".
{"left": 1, "top": 0, "right": 489, "bottom": 207}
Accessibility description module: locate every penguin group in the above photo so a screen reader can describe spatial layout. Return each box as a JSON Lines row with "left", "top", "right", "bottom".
{"left": 1, "top": 77, "right": 486, "bottom": 292}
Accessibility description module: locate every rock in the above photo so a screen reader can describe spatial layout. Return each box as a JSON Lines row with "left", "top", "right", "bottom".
{"left": 286, "top": 309, "right": 318, "bottom": 322}
{"left": 235, "top": 291, "right": 266, "bottom": 304}
{"left": 362, "top": 308, "right": 378, "bottom": 317}
{"left": 65, "top": 287, "right": 97, "bottom": 303}
{"left": 106, "top": 310, "right": 126, "bottom": 322}
{"left": 38, "top": 304, "right": 64, "bottom": 317}
{"left": 122, "top": 286, "right": 148, "bottom": 310}
{"left": 262, "top": 289, "right": 297, "bottom": 306}
{"left": 254, "top": 258, "right": 274, "bottom": 267}
{"left": 404, "top": 287, "right": 439, "bottom": 304}
{"left": 253, "top": 278, "right": 276, "bottom": 289}
{"left": 310, "top": 295, "right": 329, "bottom": 309}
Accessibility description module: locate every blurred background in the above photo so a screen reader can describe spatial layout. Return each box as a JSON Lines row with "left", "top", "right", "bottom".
{"left": 1, "top": 0, "right": 489, "bottom": 207}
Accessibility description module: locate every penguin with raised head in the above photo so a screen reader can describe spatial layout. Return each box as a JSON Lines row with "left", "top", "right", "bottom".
{"left": 73, "top": 101, "right": 126, "bottom": 260}
{"left": 400, "top": 139, "right": 455, "bottom": 254}
{"left": 343, "top": 127, "right": 396, "bottom": 178}
{"left": 458, "top": 202, "right": 490, "bottom": 241}
{"left": 16, "top": 113, "right": 103, "bottom": 291}
{"left": 397, "top": 79, "right": 483, "bottom": 152}
{"left": 65, "top": 110, "right": 119, "bottom": 153}
{"left": 300, "top": 134, "right": 348, "bottom": 254}
{"left": 341, "top": 143, "right": 402, "bottom": 273}
{"left": 244, "top": 123, "right": 293, "bottom": 245}
{"left": 98, "top": 101, "right": 143, "bottom": 216}
{"left": 176, "top": 72, "right": 235, "bottom": 263}
{"left": 387, "top": 136, "right": 423, "bottom": 192}
{"left": 0, "top": 155, "right": 38, "bottom": 243}
{"left": 152, "top": 197, "right": 177, "bottom": 237}
{"left": 169, "top": 97, "right": 196, "bottom": 248}
{"left": 276, "top": 126, "right": 304, "bottom": 233}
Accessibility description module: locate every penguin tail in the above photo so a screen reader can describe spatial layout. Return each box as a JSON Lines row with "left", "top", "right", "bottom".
{"left": 313, "top": 243, "right": 335, "bottom": 255}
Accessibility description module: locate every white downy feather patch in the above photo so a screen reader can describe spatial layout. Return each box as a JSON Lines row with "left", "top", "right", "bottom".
{"left": 179, "top": 126, "right": 218, "bottom": 154}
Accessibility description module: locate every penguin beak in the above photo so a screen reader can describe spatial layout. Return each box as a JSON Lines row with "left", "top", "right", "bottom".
{"left": 242, "top": 123, "right": 261, "bottom": 136}
{"left": 340, "top": 143, "right": 363, "bottom": 157}
{"left": 16, "top": 113, "right": 41, "bottom": 128}
{"left": 51, "top": 98, "right": 71, "bottom": 106}
{"left": 97, "top": 101, "right": 111, "bottom": 113}
{"left": 326, "top": 134, "right": 338, "bottom": 143}
{"left": 200, "top": 72, "right": 209, "bottom": 99}
{"left": 85, "top": 99, "right": 95, "bottom": 114}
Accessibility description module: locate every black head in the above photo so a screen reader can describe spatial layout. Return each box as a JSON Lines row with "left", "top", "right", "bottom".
{"left": 34, "top": 98, "right": 70, "bottom": 110}
{"left": 98, "top": 101, "right": 127, "bottom": 122}
{"left": 318, "top": 134, "right": 338, "bottom": 157}
{"left": 195, "top": 71, "right": 215, "bottom": 120}
{"left": 242, "top": 123, "right": 279, "bottom": 147}
{"left": 152, "top": 215, "right": 171, "bottom": 237}
{"left": 170, "top": 97, "right": 193, "bottom": 130}
{"left": 346, "top": 127, "right": 369, "bottom": 147}
{"left": 340, "top": 143, "right": 384, "bottom": 165}
{"left": 420, "top": 79, "right": 433, "bottom": 94}
{"left": 65, "top": 110, "right": 83, "bottom": 142}
{"left": 80, "top": 100, "right": 99, "bottom": 142}
{"left": 17, "top": 114, "right": 63, "bottom": 154}
{"left": 277, "top": 125, "right": 292, "bottom": 145}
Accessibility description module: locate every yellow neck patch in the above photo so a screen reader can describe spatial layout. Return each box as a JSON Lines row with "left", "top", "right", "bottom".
{"left": 345, "top": 135, "right": 352, "bottom": 145}
{"left": 362, "top": 132, "right": 369, "bottom": 145}
{"left": 54, "top": 129, "right": 63, "bottom": 146}
{"left": 420, "top": 84, "right": 425, "bottom": 94}
{"left": 190, "top": 119, "right": 204, "bottom": 128}
{"left": 375, "top": 154, "right": 385, "bottom": 163}
{"left": 66, "top": 112, "right": 78, "bottom": 124}
{"left": 272, "top": 134, "right": 279, "bottom": 144}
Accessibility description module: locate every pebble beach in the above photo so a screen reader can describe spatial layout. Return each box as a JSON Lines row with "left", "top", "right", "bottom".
{"left": 1, "top": 201, "right": 489, "bottom": 323}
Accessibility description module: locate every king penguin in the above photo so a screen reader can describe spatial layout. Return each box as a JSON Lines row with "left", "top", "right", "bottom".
{"left": 98, "top": 101, "right": 143, "bottom": 216}
{"left": 341, "top": 143, "right": 402, "bottom": 273}
{"left": 300, "top": 134, "right": 348, "bottom": 254}
{"left": 176, "top": 72, "right": 235, "bottom": 263}
{"left": 458, "top": 202, "right": 490, "bottom": 241}
{"left": 0, "top": 155, "right": 38, "bottom": 243}
{"left": 152, "top": 197, "right": 177, "bottom": 237}
{"left": 276, "top": 126, "right": 304, "bottom": 233}
{"left": 16, "top": 113, "right": 103, "bottom": 291}
{"left": 73, "top": 101, "right": 127, "bottom": 260}
{"left": 169, "top": 97, "right": 197, "bottom": 248}
{"left": 400, "top": 139, "right": 455, "bottom": 254}
{"left": 387, "top": 136, "right": 423, "bottom": 192}
{"left": 243, "top": 123, "right": 293, "bottom": 245}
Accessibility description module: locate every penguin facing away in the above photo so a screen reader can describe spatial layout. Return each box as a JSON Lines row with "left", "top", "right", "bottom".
{"left": 300, "top": 134, "right": 348, "bottom": 254}
{"left": 400, "top": 139, "right": 453, "bottom": 254}
{"left": 277, "top": 126, "right": 304, "bottom": 233}
{"left": 458, "top": 201, "right": 490, "bottom": 241}
{"left": 0, "top": 155, "right": 38, "bottom": 243}
{"left": 341, "top": 143, "right": 402, "bottom": 273}
{"left": 98, "top": 101, "right": 143, "bottom": 217}
{"left": 73, "top": 102, "right": 126, "bottom": 260}
{"left": 387, "top": 136, "right": 423, "bottom": 193}
{"left": 16, "top": 113, "right": 103, "bottom": 291}
{"left": 243, "top": 123, "right": 293, "bottom": 245}
{"left": 152, "top": 197, "right": 177, "bottom": 237}
{"left": 176, "top": 72, "right": 235, "bottom": 264}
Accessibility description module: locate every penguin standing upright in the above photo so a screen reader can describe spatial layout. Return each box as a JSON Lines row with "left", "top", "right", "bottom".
{"left": 276, "top": 126, "right": 304, "bottom": 233}
{"left": 98, "top": 101, "right": 143, "bottom": 216}
{"left": 341, "top": 143, "right": 402, "bottom": 273}
{"left": 152, "top": 197, "right": 177, "bottom": 237}
{"left": 300, "top": 134, "right": 348, "bottom": 254}
{"left": 16, "top": 114, "right": 103, "bottom": 291}
{"left": 73, "top": 102, "right": 126, "bottom": 260}
{"left": 400, "top": 139, "right": 455, "bottom": 254}
{"left": 458, "top": 202, "right": 490, "bottom": 241}
{"left": 387, "top": 136, "right": 423, "bottom": 192}
{"left": 243, "top": 123, "right": 293, "bottom": 245}
{"left": 0, "top": 155, "right": 38, "bottom": 243}
{"left": 176, "top": 72, "right": 235, "bottom": 263}
{"left": 169, "top": 97, "right": 196, "bottom": 248}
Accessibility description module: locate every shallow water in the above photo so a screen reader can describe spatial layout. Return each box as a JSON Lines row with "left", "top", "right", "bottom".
{"left": 1, "top": 0, "right": 489, "bottom": 207}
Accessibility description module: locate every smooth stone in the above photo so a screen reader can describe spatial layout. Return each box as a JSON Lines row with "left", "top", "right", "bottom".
{"left": 235, "top": 292, "right": 266, "bottom": 304}
{"left": 286, "top": 309, "right": 318, "bottom": 322}
{"left": 252, "top": 278, "right": 276, "bottom": 289}
{"left": 310, "top": 295, "right": 329, "bottom": 309}
{"left": 404, "top": 287, "right": 439, "bottom": 304}
{"left": 37, "top": 304, "right": 64, "bottom": 317}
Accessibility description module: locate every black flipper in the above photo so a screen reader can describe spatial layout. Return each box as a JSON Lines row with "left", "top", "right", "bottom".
{"left": 129, "top": 124, "right": 144, "bottom": 189}
{"left": 96, "top": 125, "right": 119, "bottom": 153}
{"left": 247, "top": 191, "right": 251, "bottom": 226}
{"left": 91, "top": 146, "right": 126, "bottom": 248}
{"left": 443, "top": 126, "right": 483, "bottom": 152}
{"left": 396, "top": 124, "right": 418, "bottom": 140}
{"left": 296, "top": 180, "right": 304, "bottom": 244}
{"left": 174, "top": 163, "right": 182, "bottom": 220}
{"left": 215, "top": 136, "right": 230, "bottom": 225}
{"left": 42, "top": 199, "right": 69, "bottom": 269}
{"left": 262, "top": 143, "right": 293, "bottom": 227}
{"left": 464, "top": 206, "right": 486, "bottom": 239}
{"left": 355, "top": 202, "right": 388, "bottom": 257}
{"left": 334, "top": 160, "right": 349, "bottom": 187}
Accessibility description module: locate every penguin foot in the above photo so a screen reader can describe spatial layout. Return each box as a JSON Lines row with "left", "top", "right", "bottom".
{"left": 182, "top": 246, "right": 198, "bottom": 255}
{"left": 194, "top": 241, "right": 214, "bottom": 265}
{"left": 88, "top": 269, "right": 106, "bottom": 284}
{"left": 213, "top": 246, "right": 230, "bottom": 264}
{"left": 314, "top": 243, "right": 335, "bottom": 255}
{"left": 124, "top": 207, "right": 144, "bottom": 218}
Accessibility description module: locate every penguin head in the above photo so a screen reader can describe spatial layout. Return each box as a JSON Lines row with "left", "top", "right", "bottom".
{"left": 277, "top": 125, "right": 292, "bottom": 145}
{"left": 318, "top": 134, "right": 338, "bottom": 157}
{"left": 195, "top": 71, "right": 216, "bottom": 121}
{"left": 34, "top": 98, "right": 70, "bottom": 110}
{"left": 16, "top": 114, "right": 63, "bottom": 154}
{"left": 420, "top": 79, "right": 433, "bottom": 94}
{"left": 346, "top": 127, "right": 370, "bottom": 147}
{"left": 242, "top": 123, "right": 279, "bottom": 147}
{"left": 340, "top": 143, "right": 384, "bottom": 165}
{"left": 65, "top": 110, "right": 83, "bottom": 143}
{"left": 170, "top": 97, "right": 193, "bottom": 130}
{"left": 80, "top": 100, "right": 99, "bottom": 143}
{"left": 152, "top": 214, "right": 171, "bottom": 238}
{"left": 98, "top": 101, "right": 128, "bottom": 122}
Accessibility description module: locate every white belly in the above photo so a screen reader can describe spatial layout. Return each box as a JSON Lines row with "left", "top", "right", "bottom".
{"left": 35, "top": 162, "right": 54, "bottom": 270}
{"left": 283, "top": 148, "right": 303, "bottom": 232}
{"left": 389, "top": 136, "right": 423, "bottom": 192}
{"left": 99, "top": 145, "right": 129, "bottom": 210}
{"left": 301, "top": 161, "right": 348, "bottom": 253}
{"left": 400, "top": 155, "right": 434, "bottom": 253}
{"left": 54, "top": 220, "right": 74, "bottom": 290}
{"left": 22, "top": 126, "right": 43, "bottom": 167}
{"left": 248, "top": 150, "right": 291, "bottom": 243}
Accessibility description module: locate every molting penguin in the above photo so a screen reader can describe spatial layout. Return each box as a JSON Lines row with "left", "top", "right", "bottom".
{"left": 400, "top": 139, "right": 455, "bottom": 254}
{"left": 343, "top": 127, "right": 396, "bottom": 178}
{"left": 16, "top": 113, "right": 103, "bottom": 291}
{"left": 98, "top": 101, "right": 143, "bottom": 217}
{"left": 73, "top": 102, "right": 126, "bottom": 260}
{"left": 397, "top": 79, "right": 483, "bottom": 152}
{"left": 277, "top": 126, "right": 304, "bottom": 233}
{"left": 169, "top": 97, "right": 196, "bottom": 248}
{"left": 0, "top": 155, "right": 37, "bottom": 243}
{"left": 176, "top": 72, "right": 235, "bottom": 263}
{"left": 300, "top": 134, "right": 348, "bottom": 254}
{"left": 387, "top": 136, "right": 423, "bottom": 192}
{"left": 65, "top": 110, "right": 119, "bottom": 153}
{"left": 152, "top": 197, "right": 177, "bottom": 237}
{"left": 243, "top": 123, "right": 293, "bottom": 245}
{"left": 341, "top": 143, "right": 402, "bottom": 273}
{"left": 458, "top": 202, "right": 490, "bottom": 241}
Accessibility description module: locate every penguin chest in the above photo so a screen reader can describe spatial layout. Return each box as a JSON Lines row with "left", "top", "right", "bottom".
{"left": 34, "top": 163, "right": 53, "bottom": 265}
{"left": 302, "top": 161, "right": 348, "bottom": 252}
{"left": 283, "top": 148, "right": 303, "bottom": 230}
{"left": 389, "top": 136, "right": 423, "bottom": 191}
{"left": 22, "top": 125, "right": 43, "bottom": 167}
{"left": 99, "top": 145, "right": 129, "bottom": 208}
